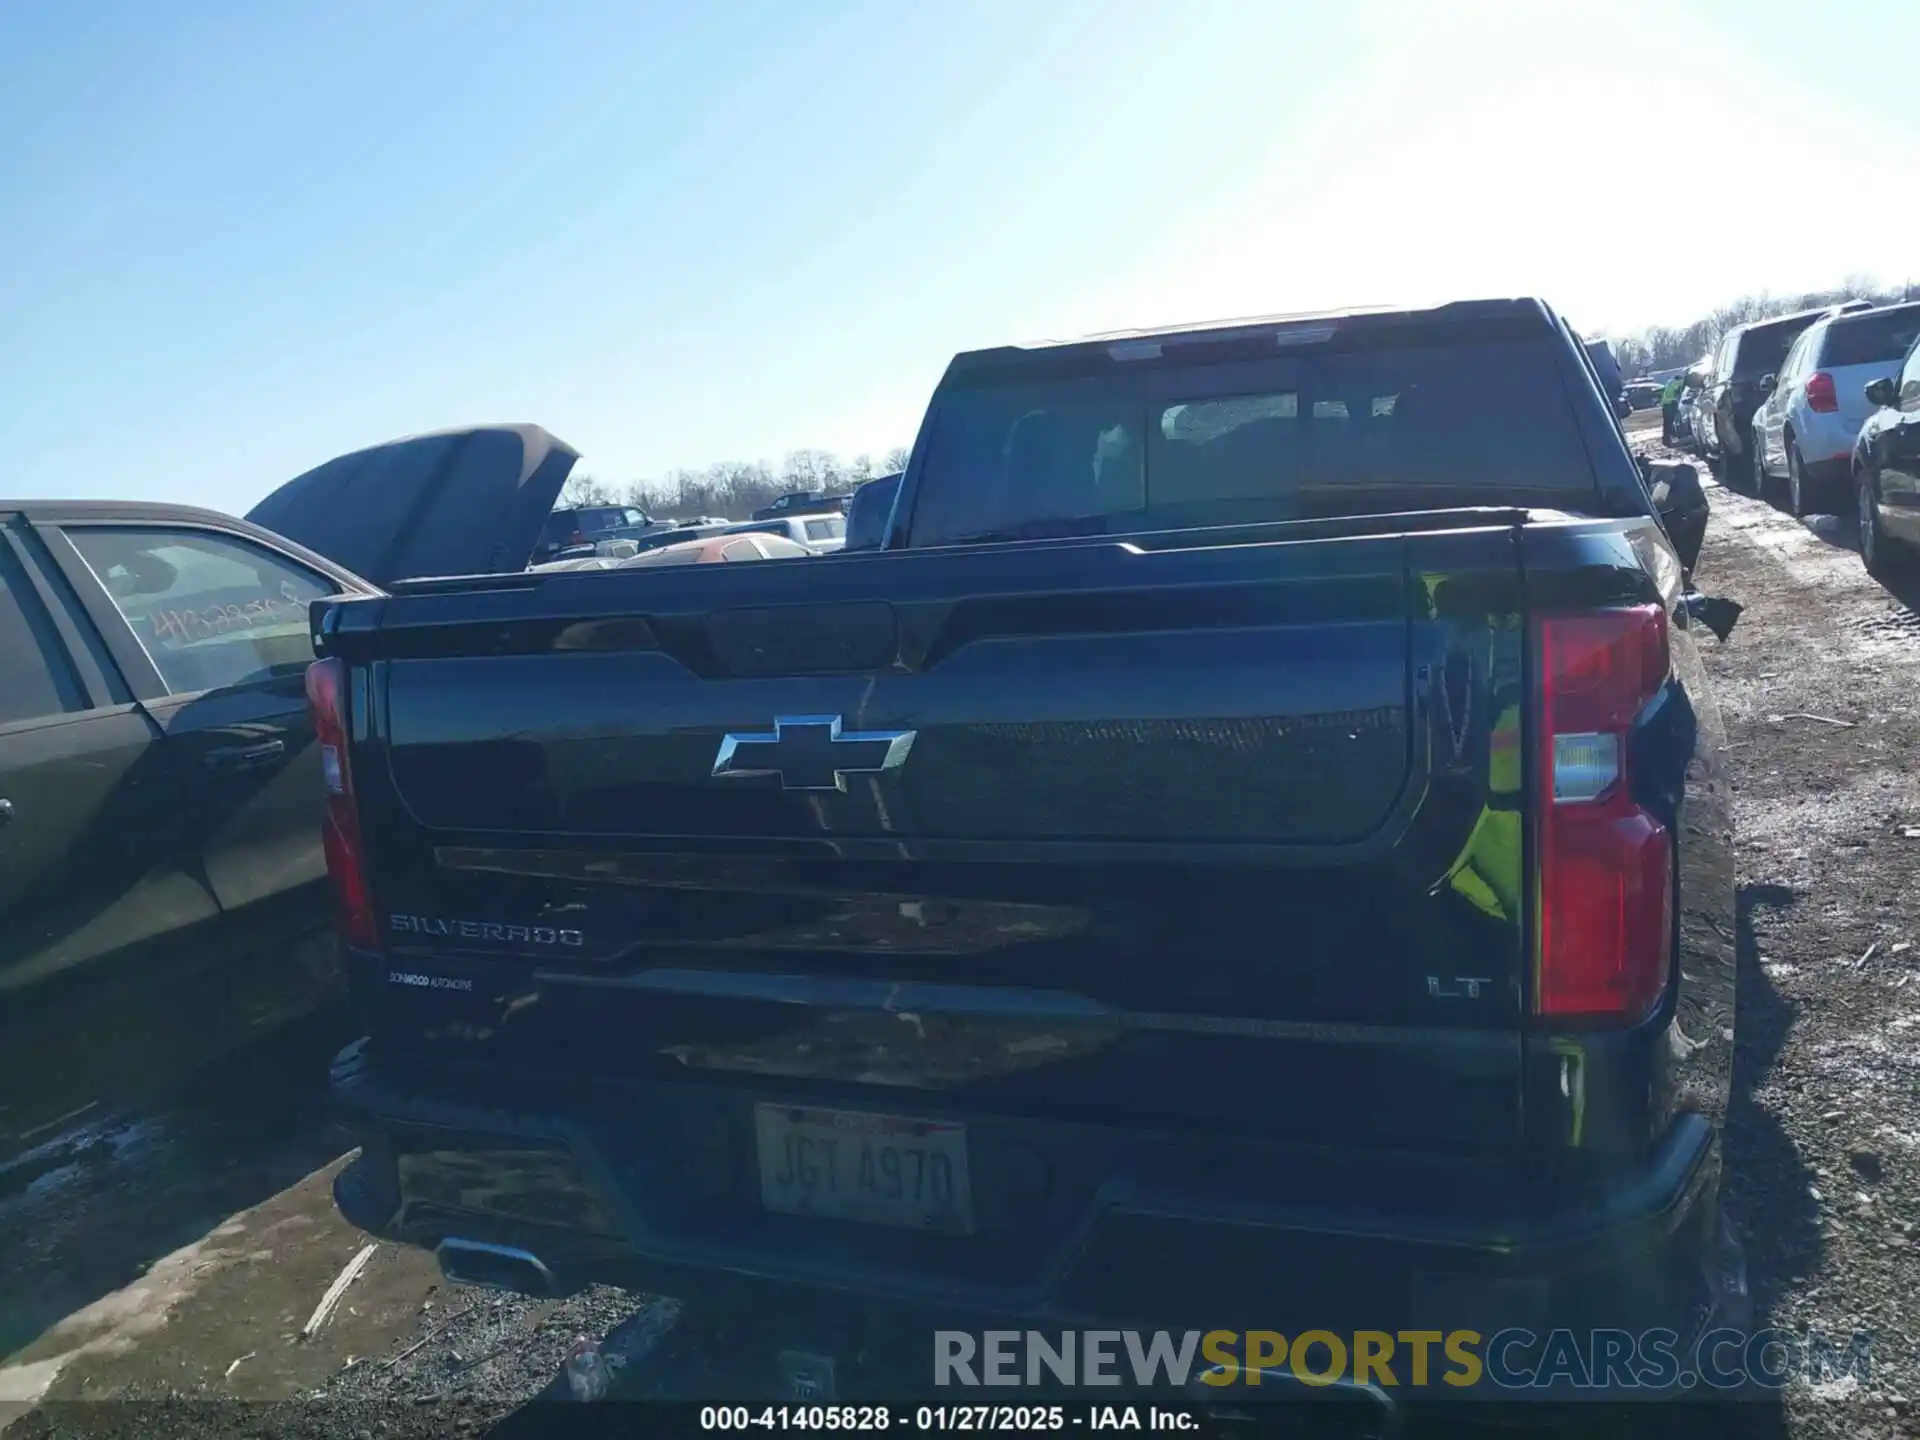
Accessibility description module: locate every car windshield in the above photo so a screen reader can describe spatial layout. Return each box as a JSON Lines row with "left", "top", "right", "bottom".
{"left": 1820, "top": 306, "right": 1920, "bottom": 369}
{"left": 908, "top": 336, "right": 1599, "bottom": 546}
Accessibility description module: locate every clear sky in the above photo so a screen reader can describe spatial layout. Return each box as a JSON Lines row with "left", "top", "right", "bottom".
{"left": 4, "top": 0, "right": 1914, "bottom": 516}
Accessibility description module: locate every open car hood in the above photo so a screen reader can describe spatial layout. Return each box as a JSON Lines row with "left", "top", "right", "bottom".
{"left": 245, "top": 424, "right": 579, "bottom": 587}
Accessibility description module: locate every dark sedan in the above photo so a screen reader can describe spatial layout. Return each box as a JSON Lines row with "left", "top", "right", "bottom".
{"left": 1855, "top": 333, "right": 1920, "bottom": 581}
{"left": 0, "top": 425, "right": 584, "bottom": 1159}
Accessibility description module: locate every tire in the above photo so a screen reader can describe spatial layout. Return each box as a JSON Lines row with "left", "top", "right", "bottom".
{"left": 1756, "top": 435, "right": 1782, "bottom": 504}
{"left": 1785, "top": 439, "right": 1810, "bottom": 518}
{"left": 1712, "top": 417, "right": 1745, "bottom": 490}
{"left": 1859, "top": 471, "right": 1916, "bottom": 582}
{"left": 1727, "top": 438, "right": 1757, "bottom": 493}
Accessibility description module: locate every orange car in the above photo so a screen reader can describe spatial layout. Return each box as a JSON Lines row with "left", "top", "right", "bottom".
{"left": 531, "top": 532, "right": 814, "bottom": 571}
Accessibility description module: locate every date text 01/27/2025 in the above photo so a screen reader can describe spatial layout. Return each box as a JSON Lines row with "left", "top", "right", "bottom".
{"left": 697, "top": 1404, "right": 1202, "bottom": 1431}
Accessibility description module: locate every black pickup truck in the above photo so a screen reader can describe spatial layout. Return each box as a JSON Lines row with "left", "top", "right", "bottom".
{"left": 318, "top": 301, "right": 1740, "bottom": 1408}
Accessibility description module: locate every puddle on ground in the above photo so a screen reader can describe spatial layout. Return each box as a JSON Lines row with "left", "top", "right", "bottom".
{"left": 0, "top": 1016, "right": 353, "bottom": 1365}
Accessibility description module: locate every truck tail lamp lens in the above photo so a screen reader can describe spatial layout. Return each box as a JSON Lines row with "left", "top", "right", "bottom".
{"left": 305, "top": 657, "right": 377, "bottom": 948}
{"left": 1550, "top": 732, "right": 1621, "bottom": 803}
{"left": 1534, "top": 606, "right": 1673, "bottom": 1022}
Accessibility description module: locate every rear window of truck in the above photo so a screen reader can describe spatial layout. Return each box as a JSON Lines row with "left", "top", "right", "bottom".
{"left": 1819, "top": 306, "right": 1920, "bottom": 370}
{"left": 907, "top": 337, "right": 1598, "bottom": 546}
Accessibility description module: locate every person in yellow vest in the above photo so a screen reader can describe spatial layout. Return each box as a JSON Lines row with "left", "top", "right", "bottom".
{"left": 1661, "top": 374, "right": 1685, "bottom": 446}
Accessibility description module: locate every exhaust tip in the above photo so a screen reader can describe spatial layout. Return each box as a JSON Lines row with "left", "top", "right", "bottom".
{"left": 434, "top": 1238, "right": 559, "bottom": 1297}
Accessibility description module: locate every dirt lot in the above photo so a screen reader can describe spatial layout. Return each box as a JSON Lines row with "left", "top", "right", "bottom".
{"left": 2, "top": 420, "right": 1917, "bottom": 1436}
{"left": 1665, "top": 432, "right": 1920, "bottom": 1440}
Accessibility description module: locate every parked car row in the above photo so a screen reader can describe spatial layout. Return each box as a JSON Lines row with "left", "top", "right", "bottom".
{"left": 531, "top": 531, "right": 817, "bottom": 571}
{"left": 540, "top": 493, "right": 867, "bottom": 564}
{"left": 1752, "top": 304, "right": 1920, "bottom": 517}
{"left": 751, "top": 490, "right": 850, "bottom": 521}
{"left": 539, "top": 471, "right": 902, "bottom": 562}
{"left": 536, "top": 504, "right": 671, "bottom": 564}
{"left": 596, "top": 512, "right": 850, "bottom": 557}
{"left": 1663, "top": 299, "right": 1920, "bottom": 581}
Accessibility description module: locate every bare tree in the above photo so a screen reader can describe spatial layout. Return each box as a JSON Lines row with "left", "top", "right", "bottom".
{"left": 1618, "top": 277, "right": 1903, "bottom": 375}
{"left": 777, "top": 449, "right": 838, "bottom": 494}
{"left": 608, "top": 441, "right": 912, "bottom": 521}
{"left": 559, "top": 472, "right": 614, "bottom": 507}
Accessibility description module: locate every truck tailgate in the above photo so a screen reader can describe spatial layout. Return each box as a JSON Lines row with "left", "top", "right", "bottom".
{"left": 335, "top": 522, "right": 1529, "bottom": 1152}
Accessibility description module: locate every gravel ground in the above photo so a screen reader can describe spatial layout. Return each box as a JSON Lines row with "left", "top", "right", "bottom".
{"left": 5, "top": 425, "right": 1919, "bottom": 1438}
{"left": 1664, "top": 437, "right": 1920, "bottom": 1440}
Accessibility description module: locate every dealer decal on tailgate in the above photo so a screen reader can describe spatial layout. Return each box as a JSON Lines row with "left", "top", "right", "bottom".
{"left": 387, "top": 971, "right": 474, "bottom": 992}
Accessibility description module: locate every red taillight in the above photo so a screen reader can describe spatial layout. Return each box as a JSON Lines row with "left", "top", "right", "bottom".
{"left": 304, "top": 657, "right": 377, "bottom": 948}
{"left": 1534, "top": 606, "right": 1673, "bottom": 1023}
{"left": 1805, "top": 372, "right": 1838, "bottom": 413}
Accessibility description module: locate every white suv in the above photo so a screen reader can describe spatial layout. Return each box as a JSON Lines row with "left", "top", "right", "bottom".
{"left": 719, "top": 515, "right": 847, "bottom": 553}
{"left": 1755, "top": 302, "right": 1920, "bottom": 515}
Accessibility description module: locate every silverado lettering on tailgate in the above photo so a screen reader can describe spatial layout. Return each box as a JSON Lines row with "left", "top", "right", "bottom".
{"left": 389, "top": 914, "right": 584, "bottom": 946}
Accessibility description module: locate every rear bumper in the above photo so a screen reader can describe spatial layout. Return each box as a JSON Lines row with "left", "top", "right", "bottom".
{"left": 329, "top": 1040, "right": 1724, "bottom": 1351}
{"left": 1801, "top": 452, "right": 1854, "bottom": 488}
{"left": 1791, "top": 411, "right": 1863, "bottom": 471}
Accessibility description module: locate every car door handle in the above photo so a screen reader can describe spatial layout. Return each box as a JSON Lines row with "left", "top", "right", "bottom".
{"left": 204, "top": 740, "right": 286, "bottom": 772}
{"left": 0, "top": 797, "right": 13, "bottom": 827}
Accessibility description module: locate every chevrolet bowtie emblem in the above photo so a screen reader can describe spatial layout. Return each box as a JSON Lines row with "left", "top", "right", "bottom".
{"left": 711, "top": 714, "right": 916, "bottom": 793}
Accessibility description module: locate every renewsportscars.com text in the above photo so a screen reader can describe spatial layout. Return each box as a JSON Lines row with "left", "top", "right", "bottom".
{"left": 934, "top": 1328, "right": 1874, "bottom": 1393}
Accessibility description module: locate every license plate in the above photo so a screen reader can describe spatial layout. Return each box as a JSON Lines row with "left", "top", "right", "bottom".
{"left": 753, "top": 1104, "right": 974, "bottom": 1235}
